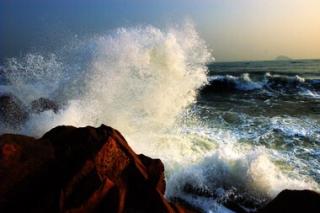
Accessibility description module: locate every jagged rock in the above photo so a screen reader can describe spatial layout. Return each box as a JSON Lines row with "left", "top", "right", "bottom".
{"left": 0, "top": 94, "right": 29, "bottom": 128}
{"left": 30, "top": 97, "right": 59, "bottom": 113}
{"left": 257, "top": 189, "right": 320, "bottom": 213}
{"left": 0, "top": 125, "right": 194, "bottom": 213}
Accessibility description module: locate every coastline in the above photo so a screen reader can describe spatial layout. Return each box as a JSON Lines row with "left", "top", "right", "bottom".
{"left": 1, "top": 124, "right": 319, "bottom": 213}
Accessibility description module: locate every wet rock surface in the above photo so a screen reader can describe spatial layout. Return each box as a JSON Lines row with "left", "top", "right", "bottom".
{"left": 0, "top": 125, "right": 193, "bottom": 213}
{"left": 256, "top": 189, "right": 320, "bottom": 213}
{"left": 30, "top": 97, "right": 59, "bottom": 113}
{"left": 0, "top": 94, "right": 29, "bottom": 128}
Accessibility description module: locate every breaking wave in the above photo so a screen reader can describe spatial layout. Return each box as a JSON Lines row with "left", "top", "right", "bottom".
{"left": 1, "top": 23, "right": 211, "bottom": 135}
{"left": 203, "top": 72, "right": 320, "bottom": 97}
{"left": 0, "top": 23, "right": 319, "bottom": 212}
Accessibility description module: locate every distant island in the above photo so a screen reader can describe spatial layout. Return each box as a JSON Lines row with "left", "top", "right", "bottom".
{"left": 275, "top": 55, "right": 292, "bottom": 61}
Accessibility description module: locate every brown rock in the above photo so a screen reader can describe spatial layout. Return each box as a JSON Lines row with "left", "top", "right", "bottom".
{"left": 0, "top": 125, "right": 195, "bottom": 213}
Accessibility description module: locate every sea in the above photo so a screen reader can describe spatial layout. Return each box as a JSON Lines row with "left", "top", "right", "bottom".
{"left": 0, "top": 24, "right": 319, "bottom": 212}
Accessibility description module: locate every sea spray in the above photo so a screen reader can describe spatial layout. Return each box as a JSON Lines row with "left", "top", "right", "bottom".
{"left": 81, "top": 24, "right": 211, "bottom": 133}
{"left": 1, "top": 23, "right": 217, "bottom": 169}
{"left": 1, "top": 23, "right": 211, "bottom": 137}
{"left": 2, "top": 54, "right": 63, "bottom": 104}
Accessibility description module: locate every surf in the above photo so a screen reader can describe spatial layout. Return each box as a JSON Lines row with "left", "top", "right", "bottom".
{"left": 0, "top": 23, "right": 319, "bottom": 212}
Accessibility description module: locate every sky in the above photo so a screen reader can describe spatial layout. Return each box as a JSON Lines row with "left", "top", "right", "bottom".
{"left": 1, "top": 0, "right": 320, "bottom": 62}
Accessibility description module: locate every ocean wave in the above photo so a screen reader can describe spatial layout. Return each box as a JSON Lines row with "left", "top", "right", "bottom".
{"left": 1, "top": 23, "right": 319, "bottom": 213}
{"left": 0, "top": 22, "right": 212, "bottom": 136}
{"left": 166, "top": 143, "right": 320, "bottom": 212}
{"left": 207, "top": 73, "right": 264, "bottom": 91}
{"left": 203, "top": 72, "right": 320, "bottom": 97}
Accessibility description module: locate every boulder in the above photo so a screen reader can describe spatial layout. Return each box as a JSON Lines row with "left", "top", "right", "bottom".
{"left": 257, "top": 189, "right": 320, "bottom": 213}
{"left": 30, "top": 97, "right": 59, "bottom": 113}
{"left": 0, "top": 94, "right": 28, "bottom": 128}
{"left": 0, "top": 125, "right": 194, "bottom": 213}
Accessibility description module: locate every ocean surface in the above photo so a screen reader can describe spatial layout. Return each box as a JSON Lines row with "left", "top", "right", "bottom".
{"left": 0, "top": 24, "right": 319, "bottom": 212}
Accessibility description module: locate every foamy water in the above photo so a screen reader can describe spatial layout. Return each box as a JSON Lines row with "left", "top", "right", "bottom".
{"left": 1, "top": 23, "right": 319, "bottom": 212}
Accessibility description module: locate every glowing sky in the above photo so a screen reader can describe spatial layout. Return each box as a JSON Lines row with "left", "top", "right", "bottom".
{"left": 1, "top": 0, "right": 320, "bottom": 61}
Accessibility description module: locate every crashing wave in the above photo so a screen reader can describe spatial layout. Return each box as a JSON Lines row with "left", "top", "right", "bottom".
{"left": 0, "top": 23, "right": 319, "bottom": 212}
{"left": 203, "top": 72, "right": 320, "bottom": 97}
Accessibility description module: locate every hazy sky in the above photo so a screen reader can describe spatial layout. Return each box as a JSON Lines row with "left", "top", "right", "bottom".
{"left": 1, "top": 0, "right": 320, "bottom": 61}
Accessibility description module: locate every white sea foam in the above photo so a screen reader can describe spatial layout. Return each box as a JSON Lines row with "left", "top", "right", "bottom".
{"left": 270, "top": 116, "right": 320, "bottom": 139}
{"left": 299, "top": 89, "right": 320, "bottom": 99}
{"left": 166, "top": 143, "right": 320, "bottom": 212}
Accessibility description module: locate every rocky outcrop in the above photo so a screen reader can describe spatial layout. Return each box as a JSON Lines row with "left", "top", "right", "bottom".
{"left": 0, "top": 125, "right": 193, "bottom": 213}
{"left": 1, "top": 125, "right": 319, "bottom": 213}
{"left": 257, "top": 189, "right": 320, "bottom": 213}
{"left": 31, "top": 97, "right": 59, "bottom": 113}
{"left": 0, "top": 94, "right": 29, "bottom": 128}
{"left": 0, "top": 94, "right": 59, "bottom": 129}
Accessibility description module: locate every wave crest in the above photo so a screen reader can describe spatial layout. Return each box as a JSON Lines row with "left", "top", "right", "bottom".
{"left": 203, "top": 72, "right": 320, "bottom": 97}
{"left": 1, "top": 23, "right": 213, "bottom": 136}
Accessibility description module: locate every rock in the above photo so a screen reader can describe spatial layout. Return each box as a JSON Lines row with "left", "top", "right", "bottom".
{"left": 0, "top": 125, "right": 195, "bottom": 213}
{"left": 257, "top": 189, "right": 320, "bottom": 213}
{"left": 30, "top": 97, "right": 59, "bottom": 113}
{"left": 0, "top": 67, "right": 5, "bottom": 83}
{"left": 0, "top": 94, "right": 29, "bottom": 128}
